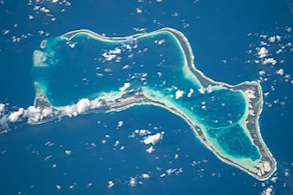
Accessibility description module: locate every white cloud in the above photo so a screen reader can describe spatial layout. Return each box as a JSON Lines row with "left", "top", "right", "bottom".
{"left": 63, "top": 98, "right": 102, "bottom": 117}
{"left": 119, "top": 83, "right": 130, "bottom": 91}
{"left": 207, "top": 85, "right": 213, "bottom": 93}
{"left": 63, "top": 105, "right": 78, "bottom": 117}
{"left": 276, "top": 35, "right": 281, "bottom": 41}
{"left": 0, "top": 103, "right": 5, "bottom": 113}
{"left": 198, "top": 88, "right": 205, "bottom": 94}
{"left": 0, "top": 98, "right": 102, "bottom": 131}
{"left": 257, "top": 47, "right": 269, "bottom": 58}
{"left": 276, "top": 49, "right": 282, "bottom": 54}
{"left": 143, "top": 132, "right": 164, "bottom": 145}
{"left": 109, "top": 47, "right": 122, "bottom": 54}
{"left": 187, "top": 89, "right": 194, "bottom": 98}
{"left": 262, "top": 58, "right": 277, "bottom": 65}
{"left": 146, "top": 146, "right": 155, "bottom": 153}
{"left": 41, "top": 107, "right": 54, "bottom": 118}
{"left": 0, "top": 115, "right": 9, "bottom": 128}
{"left": 90, "top": 98, "right": 102, "bottom": 108}
{"left": 136, "top": 8, "right": 142, "bottom": 14}
{"left": 68, "top": 42, "right": 77, "bottom": 48}
{"left": 284, "top": 169, "right": 290, "bottom": 176}
{"left": 26, "top": 106, "right": 59, "bottom": 124}
{"left": 155, "top": 39, "right": 165, "bottom": 45}
{"left": 261, "top": 186, "right": 274, "bottom": 195}
{"left": 268, "top": 36, "right": 276, "bottom": 43}
{"left": 141, "top": 174, "right": 150, "bottom": 179}
{"left": 259, "top": 70, "right": 266, "bottom": 76}
{"left": 129, "top": 129, "right": 151, "bottom": 138}
{"left": 8, "top": 108, "right": 24, "bottom": 122}
{"left": 166, "top": 168, "right": 177, "bottom": 175}
{"left": 270, "top": 176, "right": 278, "bottom": 183}
{"left": 129, "top": 177, "right": 137, "bottom": 187}
{"left": 107, "top": 181, "right": 114, "bottom": 189}
{"left": 175, "top": 90, "right": 184, "bottom": 99}
{"left": 102, "top": 53, "right": 116, "bottom": 61}
{"left": 56, "top": 185, "right": 61, "bottom": 190}
{"left": 276, "top": 69, "right": 284, "bottom": 75}
{"left": 135, "top": 129, "right": 151, "bottom": 136}
{"left": 118, "top": 121, "right": 123, "bottom": 127}
{"left": 76, "top": 98, "right": 91, "bottom": 114}
{"left": 65, "top": 150, "right": 72, "bottom": 155}
{"left": 102, "top": 48, "right": 122, "bottom": 61}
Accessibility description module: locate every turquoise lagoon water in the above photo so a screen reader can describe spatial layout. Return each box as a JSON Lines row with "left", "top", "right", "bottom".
{"left": 31, "top": 30, "right": 260, "bottom": 164}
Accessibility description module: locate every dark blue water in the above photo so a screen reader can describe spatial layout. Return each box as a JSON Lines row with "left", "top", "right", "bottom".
{"left": 0, "top": 0, "right": 293, "bottom": 194}
{"left": 0, "top": 106, "right": 263, "bottom": 195}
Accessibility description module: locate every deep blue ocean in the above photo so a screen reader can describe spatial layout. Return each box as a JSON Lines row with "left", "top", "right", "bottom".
{"left": 0, "top": 0, "right": 293, "bottom": 194}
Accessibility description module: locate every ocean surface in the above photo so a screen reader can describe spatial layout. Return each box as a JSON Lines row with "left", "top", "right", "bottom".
{"left": 0, "top": 0, "right": 293, "bottom": 194}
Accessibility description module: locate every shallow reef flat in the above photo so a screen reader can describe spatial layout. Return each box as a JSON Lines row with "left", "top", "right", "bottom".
{"left": 32, "top": 28, "right": 276, "bottom": 180}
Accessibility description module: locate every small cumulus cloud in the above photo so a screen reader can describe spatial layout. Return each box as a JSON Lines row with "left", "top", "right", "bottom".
{"left": 175, "top": 90, "right": 184, "bottom": 99}
{"left": 129, "top": 177, "right": 137, "bottom": 187}
{"left": 262, "top": 58, "right": 277, "bottom": 65}
{"left": 0, "top": 103, "right": 5, "bottom": 113}
{"left": 146, "top": 146, "right": 155, "bottom": 153}
{"left": 257, "top": 47, "right": 269, "bottom": 58}
{"left": 261, "top": 186, "right": 274, "bottom": 195}
{"left": 119, "top": 83, "right": 130, "bottom": 91}
{"left": 8, "top": 108, "right": 25, "bottom": 122}
{"left": 143, "top": 132, "right": 164, "bottom": 145}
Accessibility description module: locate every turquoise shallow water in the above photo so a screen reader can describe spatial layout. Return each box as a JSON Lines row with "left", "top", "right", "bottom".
{"left": 207, "top": 124, "right": 260, "bottom": 161}
{"left": 31, "top": 30, "right": 260, "bottom": 164}
{"left": 32, "top": 32, "right": 189, "bottom": 107}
